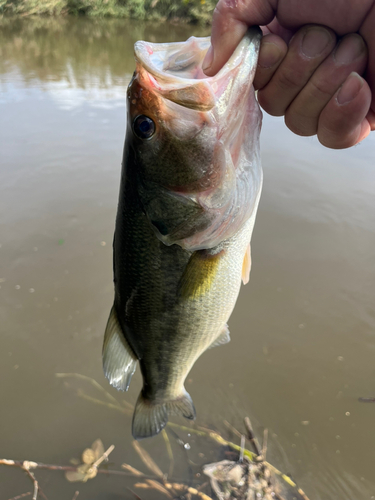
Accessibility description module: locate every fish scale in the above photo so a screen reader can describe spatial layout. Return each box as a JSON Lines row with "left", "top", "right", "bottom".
{"left": 102, "top": 27, "right": 263, "bottom": 439}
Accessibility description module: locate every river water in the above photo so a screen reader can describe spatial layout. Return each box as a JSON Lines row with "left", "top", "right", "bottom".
{"left": 1, "top": 17, "right": 375, "bottom": 500}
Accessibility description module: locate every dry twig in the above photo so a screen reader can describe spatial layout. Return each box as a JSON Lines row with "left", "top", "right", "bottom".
{"left": 132, "top": 441, "right": 164, "bottom": 479}
{"left": 54, "top": 374, "right": 311, "bottom": 498}
{"left": 244, "top": 417, "right": 261, "bottom": 456}
{"left": 56, "top": 373, "right": 123, "bottom": 408}
{"left": 275, "top": 493, "right": 287, "bottom": 500}
{"left": 165, "top": 482, "right": 213, "bottom": 500}
{"left": 127, "top": 488, "right": 143, "bottom": 500}
{"left": 146, "top": 479, "right": 173, "bottom": 498}
{"left": 239, "top": 434, "right": 245, "bottom": 463}
{"left": 121, "top": 464, "right": 145, "bottom": 476}
{"left": 223, "top": 420, "right": 242, "bottom": 440}
{"left": 297, "top": 487, "right": 311, "bottom": 500}
{"left": 8, "top": 492, "right": 32, "bottom": 500}
{"left": 0, "top": 459, "right": 139, "bottom": 478}
{"left": 262, "top": 428, "right": 268, "bottom": 462}
{"left": 161, "top": 429, "right": 174, "bottom": 478}
{"left": 21, "top": 463, "right": 48, "bottom": 500}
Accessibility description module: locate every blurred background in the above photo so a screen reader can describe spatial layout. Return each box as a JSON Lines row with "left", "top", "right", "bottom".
{"left": 1, "top": 10, "right": 375, "bottom": 500}
{"left": 0, "top": 0, "right": 216, "bottom": 24}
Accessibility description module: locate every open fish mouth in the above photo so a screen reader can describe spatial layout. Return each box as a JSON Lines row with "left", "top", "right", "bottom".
{"left": 133, "top": 27, "right": 262, "bottom": 113}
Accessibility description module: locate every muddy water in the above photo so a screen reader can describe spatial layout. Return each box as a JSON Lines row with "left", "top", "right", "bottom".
{"left": 1, "top": 17, "right": 375, "bottom": 500}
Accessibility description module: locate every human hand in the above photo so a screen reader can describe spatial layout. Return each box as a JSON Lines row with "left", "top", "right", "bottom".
{"left": 203, "top": 0, "right": 375, "bottom": 149}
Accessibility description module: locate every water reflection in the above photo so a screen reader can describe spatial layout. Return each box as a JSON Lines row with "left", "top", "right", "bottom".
{"left": 1, "top": 16, "right": 375, "bottom": 500}
{"left": 0, "top": 17, "right": 209, "bottom": 85}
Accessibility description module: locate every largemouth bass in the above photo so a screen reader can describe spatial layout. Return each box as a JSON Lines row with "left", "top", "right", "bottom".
{"left": 103, "top": 27, "right": 263, "bottom": 439}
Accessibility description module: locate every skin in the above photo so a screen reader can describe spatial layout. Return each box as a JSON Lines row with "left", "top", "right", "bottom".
{"left": 203, "top": 0, "right": 375, "bottom": 149}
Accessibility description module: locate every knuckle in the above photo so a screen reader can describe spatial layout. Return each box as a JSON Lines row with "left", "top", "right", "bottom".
{"left": 317, "top": 117, "right": 356, "bottom": 149}
{"left": 214, "top": 0, "right": 247, "bottom": 16}
{"left": 307, "top": 77, "right": 333, "bottom": 100}
{"left": 257, "top": 89, "right": 284, "bottom": 116}
{"left": 276, "top": 68, "right": 306, "bottom": 92}
{"left": 318, "top": 131, "right": 353, "bottom": 149}
{"left": 285, "top": 109, "right": 316, "bottom": 136}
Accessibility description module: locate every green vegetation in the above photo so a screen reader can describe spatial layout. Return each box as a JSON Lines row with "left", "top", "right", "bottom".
{"left": 0, "top": 16, "right": 209, "bottom": 87}
{"left": 0, "top": 0, "right": 216, "bottom": 24}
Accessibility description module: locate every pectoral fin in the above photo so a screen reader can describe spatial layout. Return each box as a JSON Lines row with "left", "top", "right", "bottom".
{"left": 178, "top": 249, "right": 225, "bottom": 300}
{"left": 102, "top": 306, "right": 137, "bottom": 391}
{"left": 242, "top": 243, "right": 251, "bottom": 285}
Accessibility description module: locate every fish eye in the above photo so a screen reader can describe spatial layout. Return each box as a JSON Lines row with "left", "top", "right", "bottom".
{"left": 133, "top": 115, "right": 155, "bottom": 140}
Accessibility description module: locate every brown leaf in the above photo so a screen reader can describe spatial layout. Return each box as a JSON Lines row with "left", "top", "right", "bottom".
{"left": 82, "top": 449, "right": 95, "bottom": 465}
{"left": 65, "top": 464, "right": 97, "bottom": 483}
{"left": 65, "top": 471, "right": 87, "bottom": 483}
{"left": 134, "top": 483, "right": 150, "bottom": 489}
{"left": 91, "top": 439, "right": 105, "bottom": 460}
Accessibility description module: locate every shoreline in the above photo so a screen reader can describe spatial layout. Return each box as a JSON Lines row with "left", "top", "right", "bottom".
{"left": 0, "top": 0, "right": 215, "bottom": 25}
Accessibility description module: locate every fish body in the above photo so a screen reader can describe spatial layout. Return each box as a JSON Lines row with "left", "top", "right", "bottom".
{"left": 103, "top": 28, "right": 263, "bottom": 439}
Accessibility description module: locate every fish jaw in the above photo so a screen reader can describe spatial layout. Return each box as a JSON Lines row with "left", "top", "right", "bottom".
{"left": 127, "top": 27, "right": 263, "bottom": 251}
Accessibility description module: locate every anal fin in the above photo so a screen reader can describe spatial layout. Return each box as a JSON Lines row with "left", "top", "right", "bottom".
{"left": 102, "top": 306, "right": 137, "bottom": 392}
{"left": 242, "top": 243, "right": 251, "bottom": 285}
{"left": 207, "top": 324, "right": 231, "bottom": 349}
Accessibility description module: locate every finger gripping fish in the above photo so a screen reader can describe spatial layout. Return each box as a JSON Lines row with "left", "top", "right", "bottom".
{"left": 103, "top": 27, "right": 263, "bottom": 439}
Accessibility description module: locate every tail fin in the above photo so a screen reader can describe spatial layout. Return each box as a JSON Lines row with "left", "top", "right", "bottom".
{"left": 132, "top": 390, "right": 196, "bottom": 440}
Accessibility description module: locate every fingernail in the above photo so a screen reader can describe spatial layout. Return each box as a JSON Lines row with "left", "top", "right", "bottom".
{"left": 202, "top": 46, "right": 214, "bottom": 72}
{"left": 334, "top": 34, "right": 365, "bottom": 64}
{"left": 337, "top": 72, "right": 363, "bottom": 105}
{"left": 301, "top": 27, "right": 332, "bottom": 58}
{"left": 258, "top": 41, "right": 283, "bottom": 69}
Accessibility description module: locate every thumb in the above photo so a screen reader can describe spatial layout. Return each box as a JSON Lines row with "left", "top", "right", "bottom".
{"left": 203, "top": 0, "right": 277, "bottom": 76}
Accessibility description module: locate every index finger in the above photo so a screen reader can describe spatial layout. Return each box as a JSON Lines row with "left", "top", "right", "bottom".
{"left": 203, "top": 0, "right": 277, "bottom": 76}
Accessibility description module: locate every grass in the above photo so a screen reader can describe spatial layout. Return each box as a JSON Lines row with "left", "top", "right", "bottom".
{"left": 0, "top": 0, "right": 217, "bottom": 24}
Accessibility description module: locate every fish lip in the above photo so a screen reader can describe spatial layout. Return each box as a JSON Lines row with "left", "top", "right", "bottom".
{"left": 133, "top": 26, "right": 262, "bottom": 97}
{"left": 134, "top": 37, "right": 211, "bottom": 85}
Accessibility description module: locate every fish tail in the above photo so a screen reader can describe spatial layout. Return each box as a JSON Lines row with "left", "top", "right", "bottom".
{"left": 132, "top": 390, "right": 196, "bottom": 440}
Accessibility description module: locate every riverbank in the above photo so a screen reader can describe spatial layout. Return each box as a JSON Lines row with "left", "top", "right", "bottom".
{"left": 0, "top": 0, "right": 215, "bottom": 24}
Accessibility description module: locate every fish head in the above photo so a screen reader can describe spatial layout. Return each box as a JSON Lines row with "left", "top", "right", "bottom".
{"left": 126, "top": 28, "right": 263, "bottom": 250}
{"left": 127, "top": 37, "right": 219, "bottom": 193}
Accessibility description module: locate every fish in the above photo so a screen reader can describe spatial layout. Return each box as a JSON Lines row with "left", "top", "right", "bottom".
{"left": 102, "top": 27, "right": 263, "bottom": 440}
